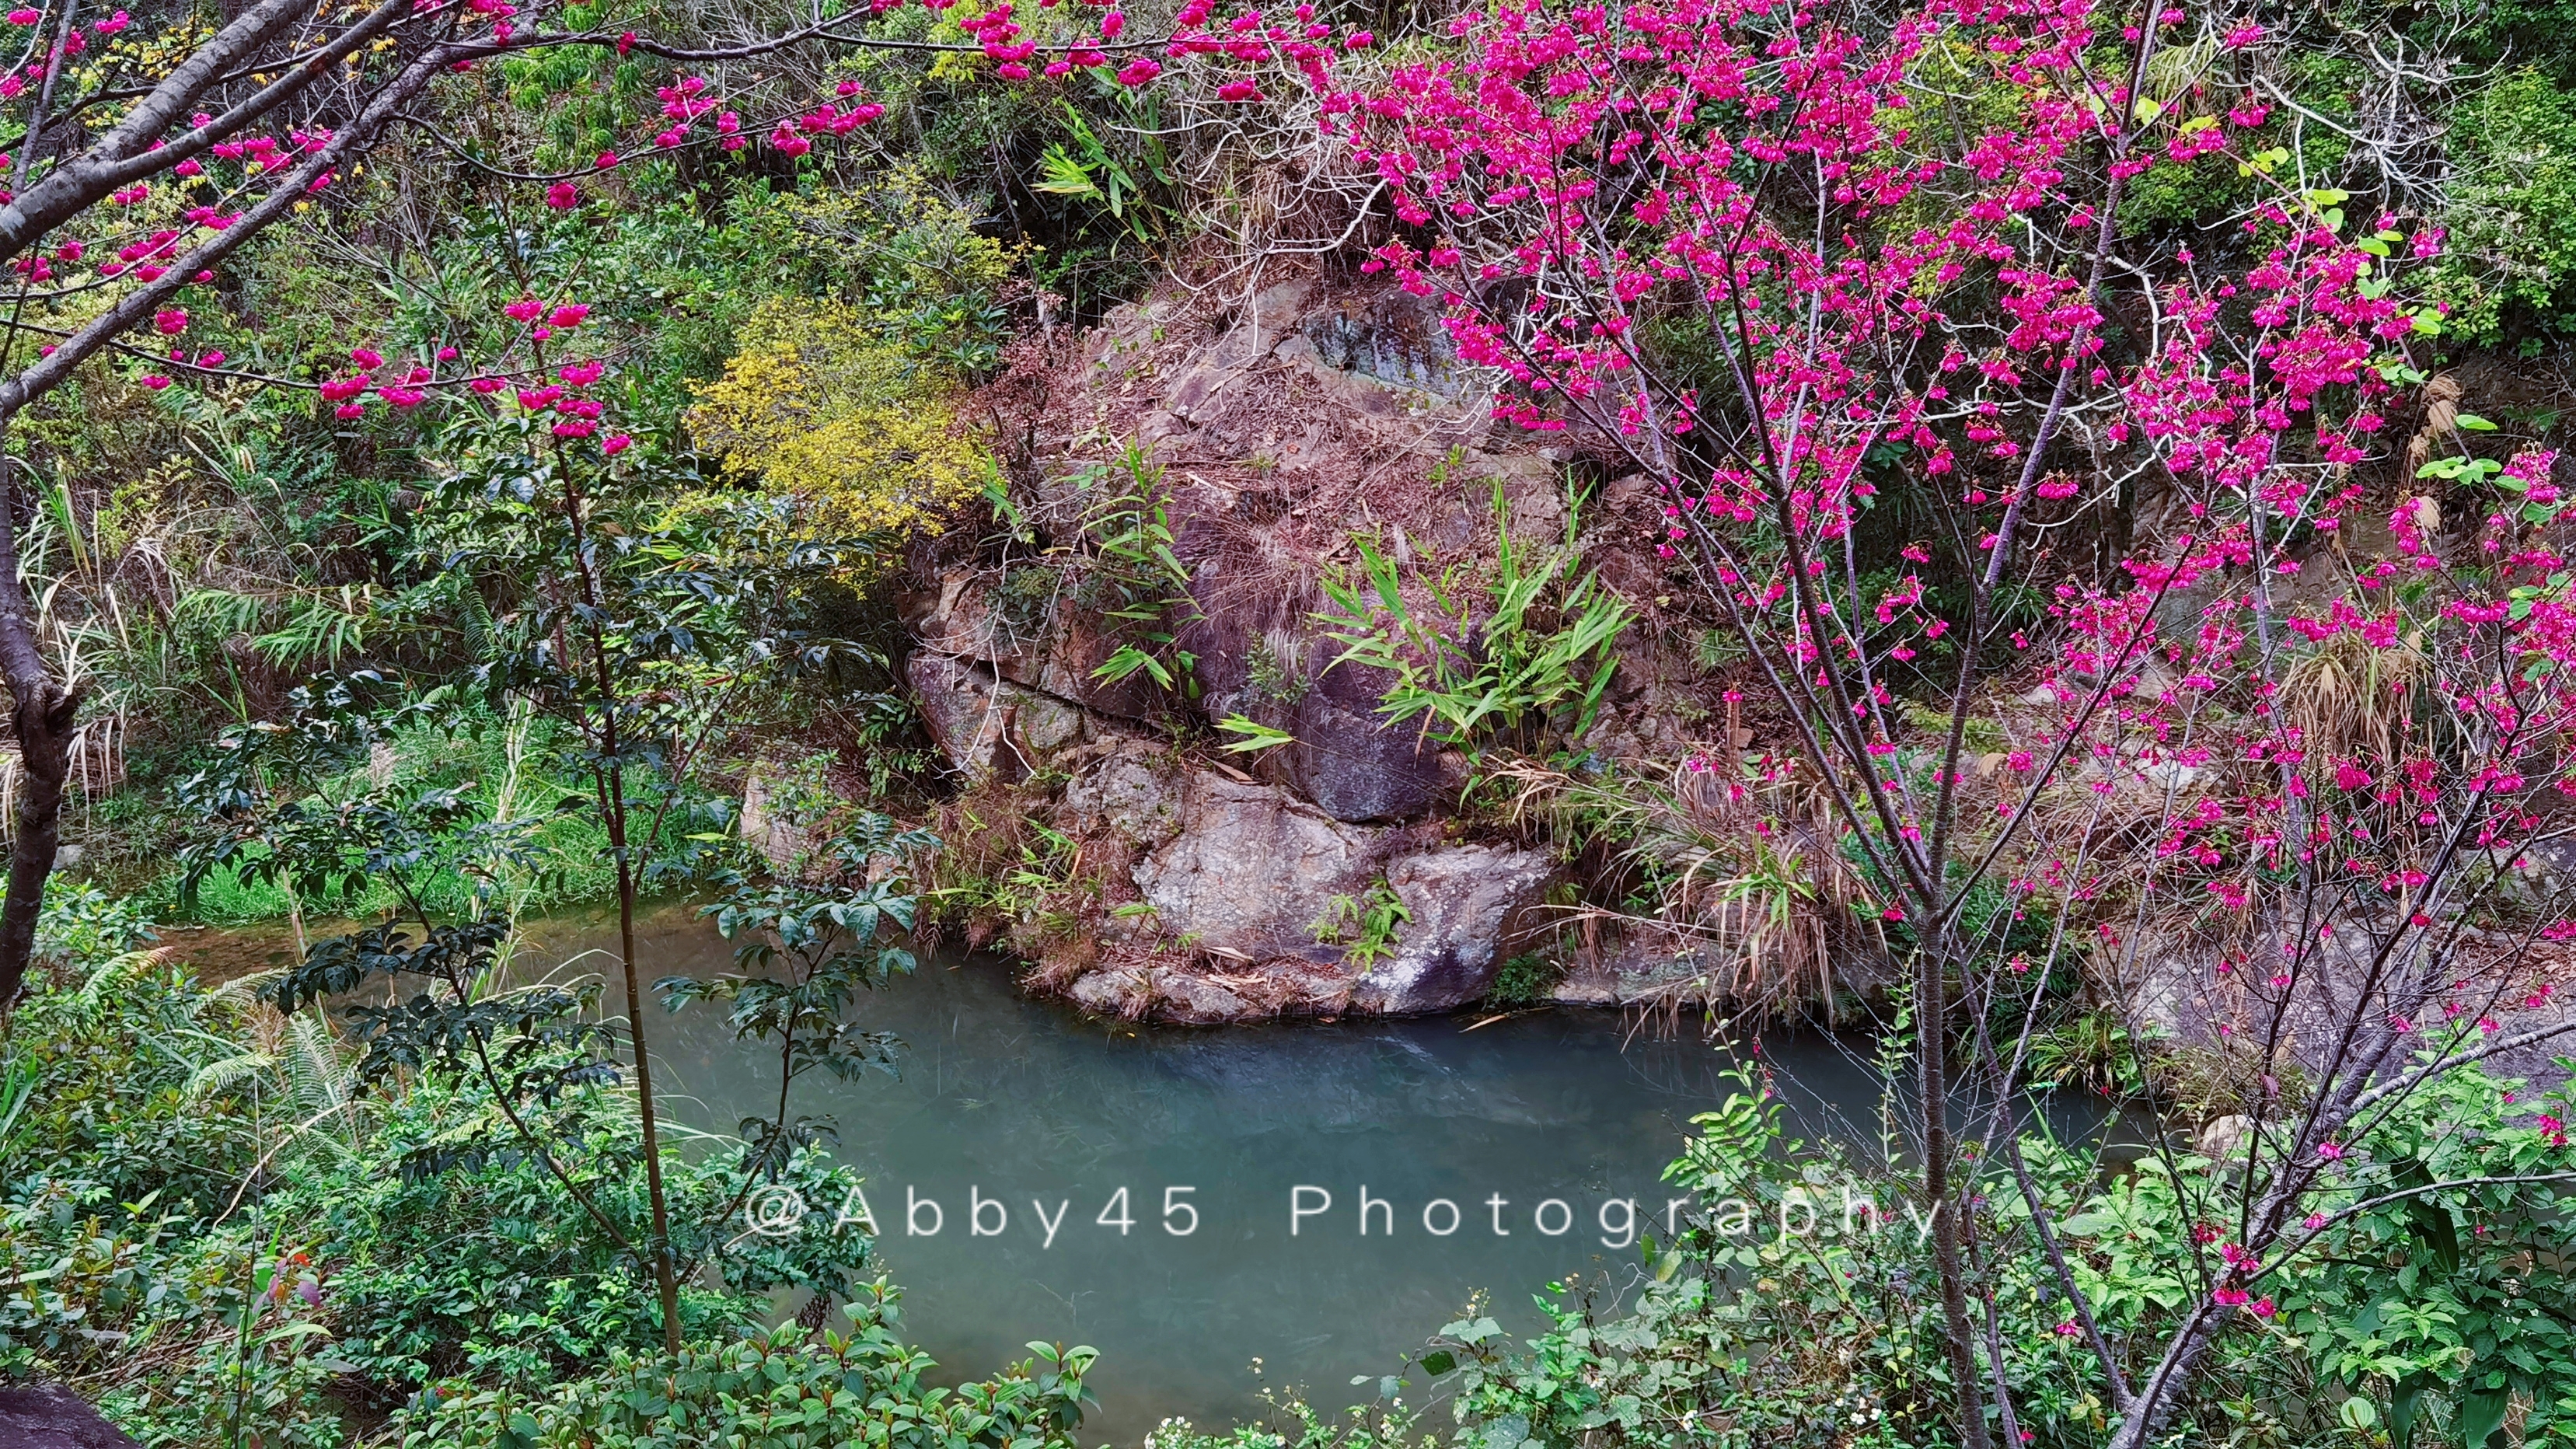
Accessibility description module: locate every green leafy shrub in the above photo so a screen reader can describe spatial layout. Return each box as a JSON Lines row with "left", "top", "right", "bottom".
{"left": 0, "top": 941, "right": 351, "bottom": 1447}
{"left": 1073, "top": 442, "right": 1203, "bottom": 699}
{"left": 1310, "top": 882, "right": 1412, "bottom": 972}
{"left": 262, "top": 1074, "right": 873, "bottom": 1391}
{"left": 2425, "top": 68, "right": 2576, "bottom": 343}
{"left": 1321, "top": 484, "right": 1634, "bottom": 777}
{"left": 403, "top": 1294, "right": 1098, "bottom": 1449}
{"left": 1482, "top": 952, "right": 1562, "bottom": 1009}
{"left": 0, "top": 876, "right": 931, "bottom": 1447}
{"left": 1144, "top": 1388, "right": 1430, "bottom": 1449}
{"left": 1416, "top": 1057, "right": 2576, "bottom": 1449}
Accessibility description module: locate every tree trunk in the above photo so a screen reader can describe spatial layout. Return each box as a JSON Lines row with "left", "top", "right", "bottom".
{"left": 2109, "top": 1307, "right": 2223, "bottom": 1449}
{"left": 1918, "top": 934, "right": 1994, "bottom": 1449}
{"left": 0, "top": 456, "right": 73, "bottom": 1007}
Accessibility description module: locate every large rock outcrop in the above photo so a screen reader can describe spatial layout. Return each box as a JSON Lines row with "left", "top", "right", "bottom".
{"left": 1129, "top": 771, "right": 1376, "bottom": 953}
{"left": 1350, "top": 843, "right": 1556, "bottom": 1014}
{"left": 903, "top": 650, "right": 1090, "bottom": 782}
{"left": 892, "top": 271, "right": 1618, "bottom": 1021}
{"left": 917, "top": 724, "right": 1555, "bottom": 1021}
{"left": 0, "top": 1383, "right": 139, "bottom": 1449}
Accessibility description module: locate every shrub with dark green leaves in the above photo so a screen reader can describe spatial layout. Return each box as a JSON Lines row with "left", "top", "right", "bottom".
{"left": 1413, "top": 1059, "right": 2576, "bottom": 1449}
{"left": 260, "top": 1072, "right": 874, "bottom": 1392}
{"left": 0, "top": 910, "right": 899, "bottom": 1447}
{"left": 402, "top": 1287, "right": 1098, "bottom": 1449}
{"left": 2426, "top": 68, "right": 2576, "bottom": 344}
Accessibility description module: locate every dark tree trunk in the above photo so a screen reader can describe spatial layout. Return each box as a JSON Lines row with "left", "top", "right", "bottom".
{"left": 0, "top": 457, "right": 75, "bottom": 1008}
{"left": 0, "top": 671, "right": 75, "bottom": 1004}
{"left": 1918, "top": 932, "right": 1993, "bottom": 1449}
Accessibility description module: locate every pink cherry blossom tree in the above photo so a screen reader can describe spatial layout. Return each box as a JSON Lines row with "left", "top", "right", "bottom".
{"left": 1298, "top": 0, "right": 2576, "bottom": 1438}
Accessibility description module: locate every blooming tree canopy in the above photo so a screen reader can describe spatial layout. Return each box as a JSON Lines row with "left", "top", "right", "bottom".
{"left": 1294, "top": 0, "right": 2576, "bottom": 1440}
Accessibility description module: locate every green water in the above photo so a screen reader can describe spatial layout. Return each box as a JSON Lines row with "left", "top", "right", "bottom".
{"left": 519, "top": 903, "right": 1897, "bottom": 1441}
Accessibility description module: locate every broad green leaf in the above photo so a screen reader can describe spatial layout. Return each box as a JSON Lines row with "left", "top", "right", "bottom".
{"left": 2461, "top": 1386, "right": 2511, "bottom": 1449}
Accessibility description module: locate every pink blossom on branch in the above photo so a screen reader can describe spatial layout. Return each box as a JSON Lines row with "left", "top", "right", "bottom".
{"left": 1287, "top": 5, "right": 2576, "bottom": 1416}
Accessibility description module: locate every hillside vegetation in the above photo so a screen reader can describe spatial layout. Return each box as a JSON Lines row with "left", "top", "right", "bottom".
{"left": 1, "top": 0, "right": 2575, "bottom": 1444}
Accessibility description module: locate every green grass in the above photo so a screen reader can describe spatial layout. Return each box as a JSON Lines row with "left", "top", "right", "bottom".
{"left": 137, "top": 808, "right": 627, "bottom": 926}
{"left": 134, "top": 713, "right": 665, "bottom": 927}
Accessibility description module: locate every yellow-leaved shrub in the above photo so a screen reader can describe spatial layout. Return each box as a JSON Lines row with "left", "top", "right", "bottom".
{"left": 686, "top": 299, "right": 983, "bottom": 538}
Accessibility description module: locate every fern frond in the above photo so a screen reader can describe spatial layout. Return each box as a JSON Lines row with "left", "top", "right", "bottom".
{"left": 77, "top": 948, "right": 173, "bottom": 1023}
{"left": 185, "top": 1052, "right": 277, "bottom": 1103}
{"left": 284, "top": 1014, "right": 357, "bottom": 1121}
{"left": 208, "top": 965, "right": 288, "bottom": 1009}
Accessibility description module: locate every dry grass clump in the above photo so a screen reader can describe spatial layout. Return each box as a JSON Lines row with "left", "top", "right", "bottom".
{"left": 2281, "top": 625, "right": 2426, "bottom": 769}
{"left": 1496, "top": 754, "right": 1876, "bottom": 1020}
{"left": 916, "top": 772, "right": 1047, "bottom": 949}
{"left": 918, "top": 764, "right": 1178, "bottom": 997}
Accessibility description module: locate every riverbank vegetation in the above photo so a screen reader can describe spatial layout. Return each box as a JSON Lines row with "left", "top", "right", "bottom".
{"left": 2, "top": 0, "right": 2576, "bottom": 1443}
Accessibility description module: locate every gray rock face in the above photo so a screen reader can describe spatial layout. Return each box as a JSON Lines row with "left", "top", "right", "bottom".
{"left": 1059, "top": 740, "right": 1185, "bottom": 847}
{"left": 903, "top": 567, "right": 1163, "bottom": 724}
{"left": 893, "top": 274, "right": 1607, "bottom": 1019}
{"left": 906, "top": 651, "right": 1087, "bottom": 780}
{"left": 906, "top": 649, "right": 1000, "bottom": 774}
{"left": 1300, "top": 288, "right": 1464, "bottom": 396}
{"left": 739, "top": 770, "right": 819, "bottom": 882}
{"left": 1038, "top": 743, "right": 1560, "bottom": 1018}
{"left": 1171, "top": 555, "right": 1439, "bottom": 823}
{"left": 1131, "top": 773, "right": 1374, "bottom": 957}
{"left": 908, "top": 569, "right": 1052, "bottom": 683}
{"left": 1349, "top": 844, "right": 1555, "bottom": 1013}
{"left": 2197, "top": 1115, "right": 2255, "bottom": 1166}
{"left": 1069, "top": 965, "right": 1254, "bottom": 1024}
{"left": 1287, "top": 662, "right": 1443, "bottom": 822}
{"left": 0, "top": 1382, "right": 140, "bottom": 1449}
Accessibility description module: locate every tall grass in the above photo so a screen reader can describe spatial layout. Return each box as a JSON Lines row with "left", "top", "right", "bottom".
{"left": 137, "top": 710, "right": 637, "bottom": 926}
{"left": 1496, "top": 755, "right": 1876, "bottom": 1021}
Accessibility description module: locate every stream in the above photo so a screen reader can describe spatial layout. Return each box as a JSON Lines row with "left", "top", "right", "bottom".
{"left": 424, "top": 905, "right": 1897, "bottom": 1442}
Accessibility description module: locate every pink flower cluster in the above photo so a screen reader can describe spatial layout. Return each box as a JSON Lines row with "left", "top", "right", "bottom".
{"left": 319, "top": 346, "right": 443, "bottom": 420}
{"left": 637, "top": 68, "right": 887, "bottom": 168}
{"left": 1275, "top": 0, "right": 2576, "bottom": 1127}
